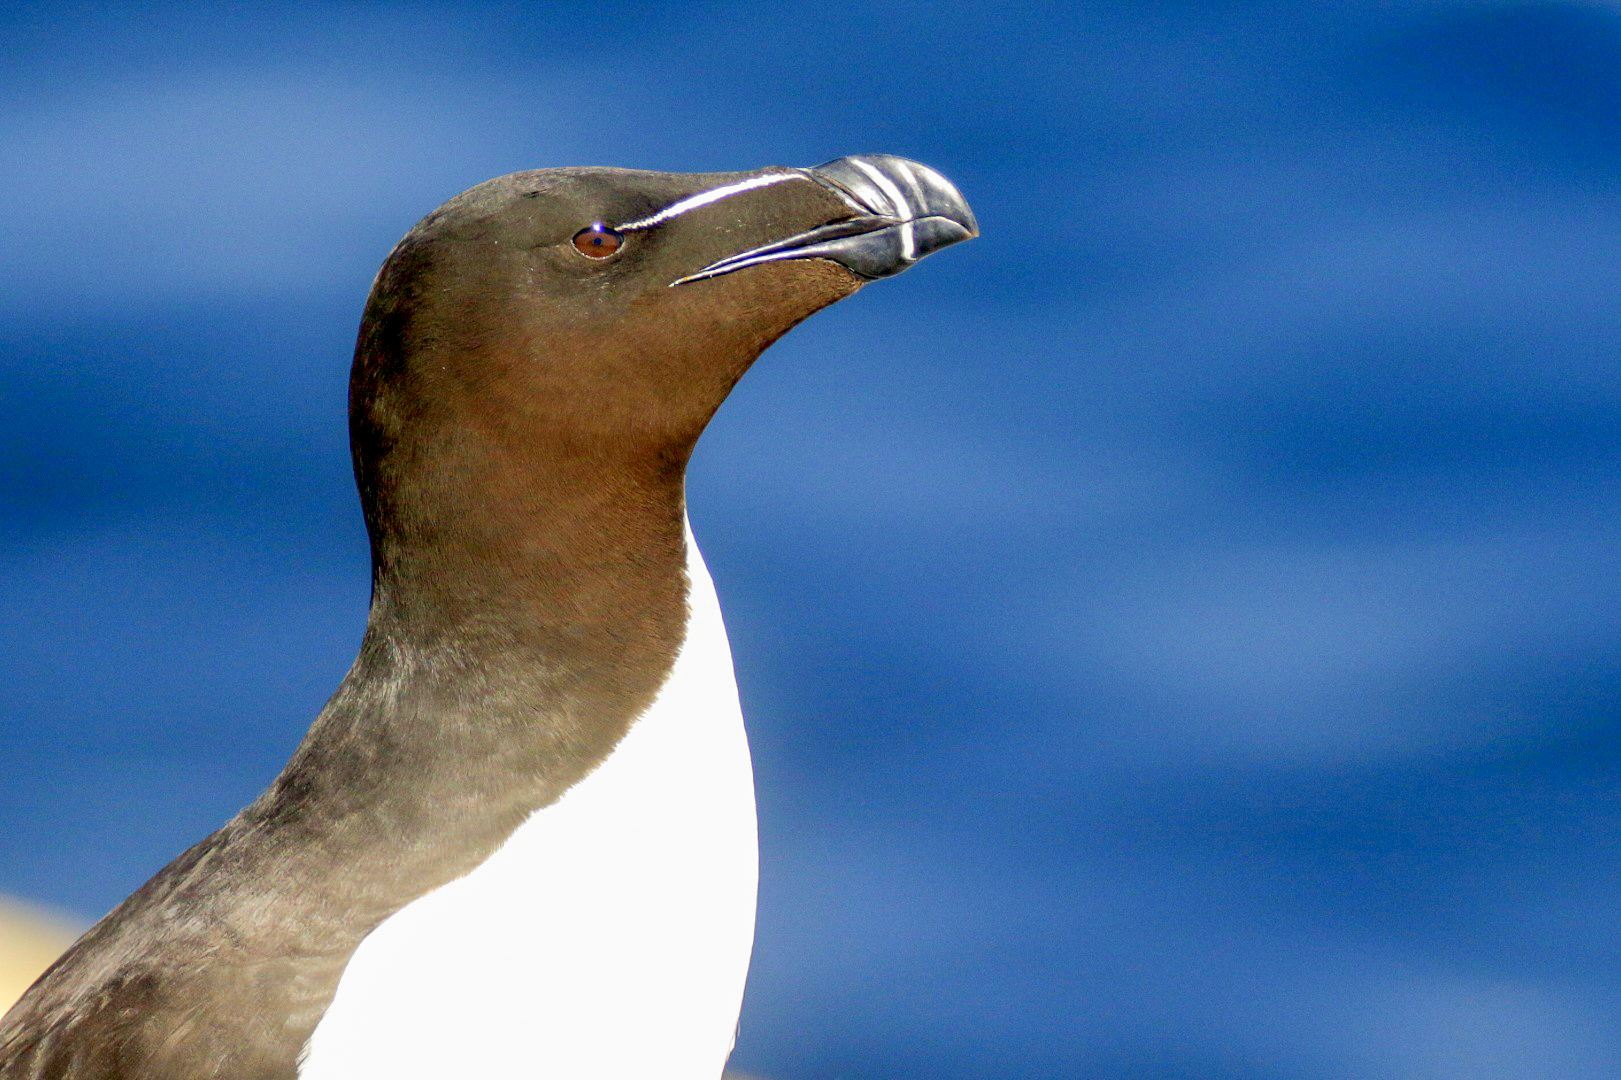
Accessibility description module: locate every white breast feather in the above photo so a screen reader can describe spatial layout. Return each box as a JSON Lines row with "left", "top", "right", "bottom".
{"left": 298, "top": 523, "right": 758, "bottom": 1079}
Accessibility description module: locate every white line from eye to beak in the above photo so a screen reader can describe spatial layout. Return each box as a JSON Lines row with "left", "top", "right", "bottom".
{"left": 615, "top": 172, "right": 813, "bottom": 232}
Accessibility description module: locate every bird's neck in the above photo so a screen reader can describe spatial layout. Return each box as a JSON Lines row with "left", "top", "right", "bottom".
{"left": 242, "top": 442, "right": 697, "bottom": 938}
{"left": 296, "top": 527, "right": 758, "bottom": 1079}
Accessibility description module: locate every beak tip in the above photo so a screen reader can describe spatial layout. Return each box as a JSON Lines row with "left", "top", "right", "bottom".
{"left": 676, "top": 154, "right": 977, "bottom": 286}
{"left": 808, "top": 154, "right": 978, "bottom": 276}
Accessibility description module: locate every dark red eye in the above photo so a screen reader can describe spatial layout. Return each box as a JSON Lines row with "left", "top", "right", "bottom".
{"left": 571, "top": 224, "right": 623, "bottom": 258}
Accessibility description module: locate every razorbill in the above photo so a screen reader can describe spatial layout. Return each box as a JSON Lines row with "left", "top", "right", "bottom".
{"left": 0, "top": 155, "right": 976, "bottom": 1079}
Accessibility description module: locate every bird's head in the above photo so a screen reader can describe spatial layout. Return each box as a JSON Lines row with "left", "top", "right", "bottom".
{"left": 347, "top": 156, "right": 975, "bottom": 596}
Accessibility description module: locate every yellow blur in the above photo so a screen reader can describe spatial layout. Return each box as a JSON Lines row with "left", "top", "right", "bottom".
{"left": 0, "top": 897, "right": 79, "bottom": 1015}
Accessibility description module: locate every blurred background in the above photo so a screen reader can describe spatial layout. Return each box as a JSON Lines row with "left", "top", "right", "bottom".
{"left": 3, "top": 2, "right": 1620, "bottom": 1076}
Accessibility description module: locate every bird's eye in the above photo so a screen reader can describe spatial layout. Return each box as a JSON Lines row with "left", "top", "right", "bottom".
{"left": 571, "top": 224, "right": 624, "bottom": 259}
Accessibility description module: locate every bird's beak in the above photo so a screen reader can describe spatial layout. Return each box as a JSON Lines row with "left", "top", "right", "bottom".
{"left": 672, "top": 155, "right": 978, "bottom": 286}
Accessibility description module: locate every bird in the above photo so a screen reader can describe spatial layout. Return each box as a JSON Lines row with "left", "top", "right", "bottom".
{"left": 0, "top": 154, "right": 975, "bottom": 1079}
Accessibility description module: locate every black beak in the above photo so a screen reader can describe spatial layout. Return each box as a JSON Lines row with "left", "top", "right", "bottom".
{"left": 672, "top": 155, "right": 978, "bottom": 286}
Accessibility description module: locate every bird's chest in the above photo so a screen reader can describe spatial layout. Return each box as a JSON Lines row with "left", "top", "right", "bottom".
{"left": 298, "top": 543, "right": 758, "bottom": 1080}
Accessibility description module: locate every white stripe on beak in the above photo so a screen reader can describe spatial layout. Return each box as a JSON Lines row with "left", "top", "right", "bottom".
{"left": 849, "top": 157, "right": 916, "bottom": 262}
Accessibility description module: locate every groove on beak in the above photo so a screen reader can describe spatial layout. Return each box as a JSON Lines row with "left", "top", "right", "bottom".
{"left": 673, "top": 155, "right": 977, "bottom": 286}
